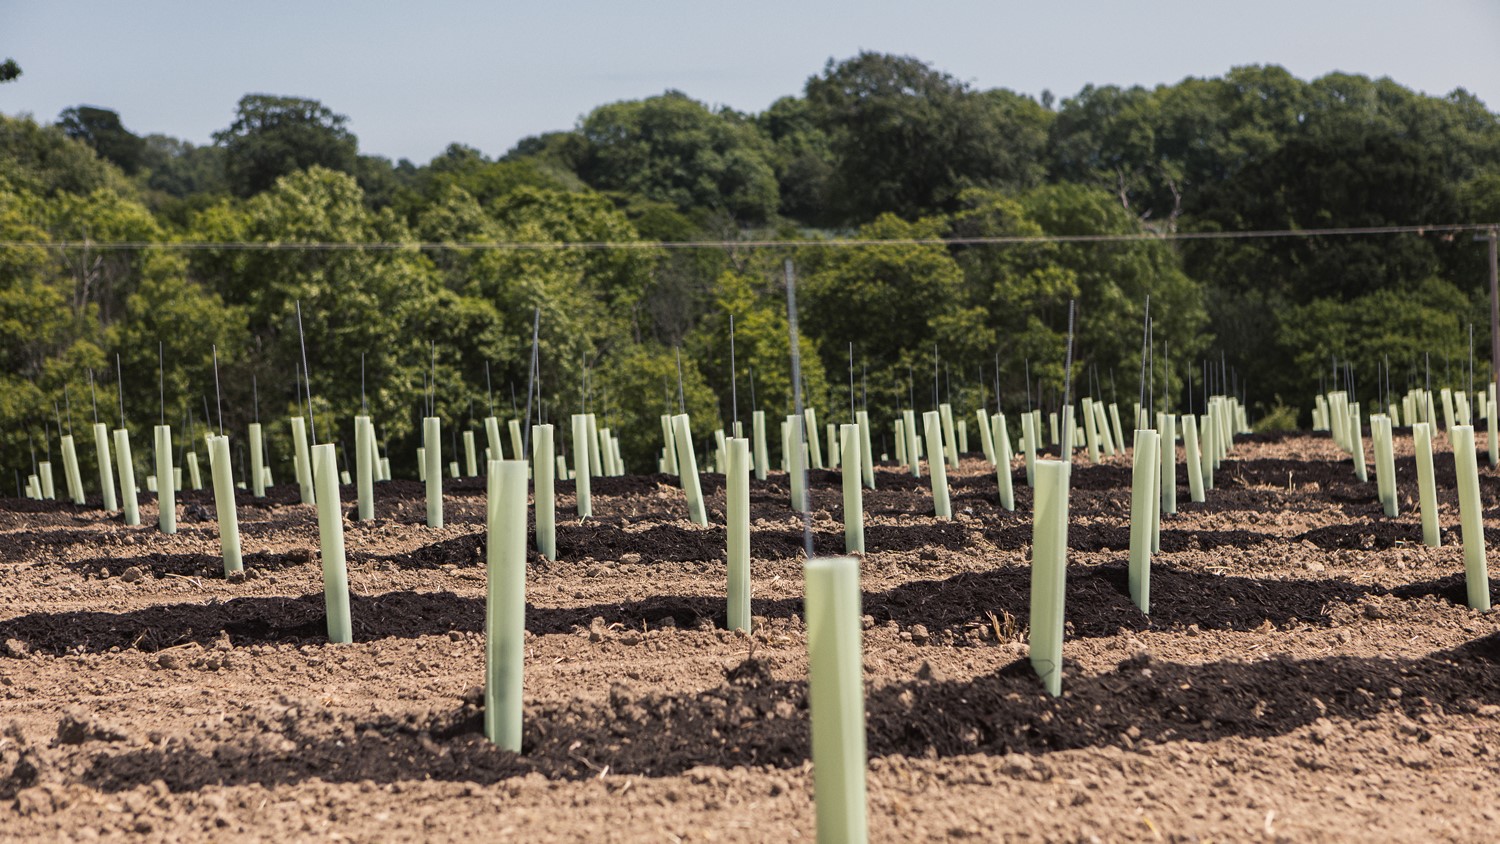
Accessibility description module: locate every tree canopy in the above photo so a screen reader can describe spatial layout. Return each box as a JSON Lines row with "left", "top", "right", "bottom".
{"left": 213, "top": 94, "right": 359, "bottom": 198}
{"left": 2, "top": 54, "right": 1499, "bottom": 483}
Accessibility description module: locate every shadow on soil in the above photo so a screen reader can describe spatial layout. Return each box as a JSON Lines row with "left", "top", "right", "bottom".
{"left": 64, "top": 630, "right": 1500, "bottom": 793}
{"left": 4, "top": 564, "right": 1491, "bottom": 657}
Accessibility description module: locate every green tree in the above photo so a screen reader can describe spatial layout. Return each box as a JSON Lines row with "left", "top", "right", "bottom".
{"left": 108, "top": 254, "right": 251, "bottom": 432}
{"left": 577, "top": 91, "right": 780, "bottom": 223}
{"left": 139, "top": 134, "right": 228, "bottom": 198}
{"left": 415, "top": 143, "right": 583, "bottom": 210}
{"left": 0, "top": 59, "right": 19, "bottom": 83}
{"left": 0, "top": 186, "right": 111, "bottom": 475}
{"left": 1017, "top": 183, "right": 1208, "bottom": 409}
{"left": 214, "top": 94, "right": 359, "bottom": 197}
{"left": 39, "top": 189, "right": 162, "bottom": 324}
{"left": 804, "top": 52, "right": 1051, "bottom": 223}
{"left": 602, "top": 343, "right": 722, "bottom": 471}
{"left": 945, "top": 189, "right": 1072, "bottom": 401}
{"left": 0, "top": 113, "right": 134, "bottom": 196}
{"left": 757, "top": 96, "right": 835, "bottom": 225}
{"left": 188, "top": 167, "right": 439, "bottom": 462}
{"left": 801, "top": 214, "right": 968, "bottom": 421}
{"left": 1279, "top": 276, "right": 1475, "bottom": 405}
{"left": 412, "top": 183, "right": 657, "bottom": 442}
{"left": 687, "top": 269, "right": 831, "bottom": 433}
{"left": 57, "top": 106, "right": 147, "bottom": 175}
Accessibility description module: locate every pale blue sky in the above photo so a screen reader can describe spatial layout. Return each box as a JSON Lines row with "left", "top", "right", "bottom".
{"left": 3, "top": 0, "right": 1497, "bottom": 163}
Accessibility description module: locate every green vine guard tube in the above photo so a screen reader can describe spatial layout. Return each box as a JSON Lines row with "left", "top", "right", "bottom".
{"left": 209, "top": 435, "right": 242, "bottom": 575}
{"left": 923, "top": 411, "right": 951, "bottom": 519}
{"left": 1182, "top": 414, "right": 1204, "bottom": 503}
{"left": 1219, "top": 397, "right": 1233, "bottom": 459}
{"left": 977, "top": 409, "right": 995, "bottom": 463}
{"left": 752, "top": 410, "right": 768, "bottom": 482}
{"left": 804, "top": 555, "right": 868, "bottom": 844}
{"left": 248, "top": 423, "right": 265, "bottom": 498}
{"left": 1452, "top": 426, "right": 1492, "bottom": 610}
{"left": 464, "top": 430, "right": 478, "bottom": 477}
{"left": 424, "top": 417, "right": 443, "bottom": 527}
{"left": 1159, "top": 414, "right": 1177, "bottom": 515}
{"left": 155, "top": 425, "right": 175, "bottom": 534}
{"left": 508, "top": 419, "right": 524, "bottom": 467}
{"left": 37, "top": 462, "right": 54, "bottom": 500}
{"left": 902, "top": 409, "right": 920, "bottom": 479}
{"left": 600, "top": 427, "right": 618, "bottom": 476}
{"left": 939, "top": 403, "right": 958, "bottom": 467}
{"left": 780, "top": 419, "right": 791, "bottom": 472}
{"left": 1082, "top": 398, "right": 1100, "bottom": 464}
{"left": 672, "top": 414, "right": 708, "bottom": 525}
{"left": 856, "top": 410, "right": 875, "bottom": 490}
{"left": 484, "top": 417, "right": 503, "bottom": 463}
{"left": 727, "top": 437, "right": 752, "bottom": 631}
{"left": 1108, "top": 404, "right": 1125, "bottom": 457}
{"left": 114, "top": 428, "right": 139, "bottom": 526}
{"left": 992, "top": 413, "right": 1014, "bottom": 512}
{"left": 355, "top": 416, "right": 374, "bottom": 521}
{"left": 1029, "top": 459, "right": 1070, "bottom": 697}
{"left": 787, "top": 415, "right": 807, "bottom": 512}
{"left": 1350, "top": 406, "right": 1367, "bottom": 483}
{"left": 715, "top": 428, "right": 729, "bottom": 475}
{"left": 61, "top": 435, "right": 83, "bottom": 504}
{"left": 485, "top": 459, "right": 528, "bottom": 750}
{"left": 1199, "top": 414, "right": 1214, "bottom": 491}
{"left": 1373, "top": 415, "right": 1398, "bottom": 517}
{"left": 1094, "top": 402, "right": 1116, "bottom": 457}
{"left": 94, "top": 423, "right": 117, "bottom": 512}
{"left": 583, "top": 414, "right": 601, "bottom": 477}
{"left": 312, "top": 443, "right": 352, "bottom": 642}
{"left": 804, "top": 407, "right": 823, "bottom": 470}
{"left": 1129, "top": 429, "right": 1158, "bottom": 613}
{"left": 1490, "top": 384, "right": 1498, "bottom": 468}
{"left": 291, "top": 417, "right": 315, "bottom": 505}
{"left": 1020, "top": 413, "right": 1036, "bottom": 487}
{"left": 533, "top": 424, "right": 556, "bottom": 560}
{"left": 571, "top": 414, "right": 591, "bottom": 519}
{"left": 660, "top": 415, "right": 678, "bottom": 476}
{"left": 841, "top": 425, "right": 864, "bottom": 554}
{"left": 1150, "top": 423, "right": 1162, "bottom": 555}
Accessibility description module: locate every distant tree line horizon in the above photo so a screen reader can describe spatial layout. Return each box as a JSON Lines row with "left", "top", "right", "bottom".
{"left": 2, "top": 51, "right": 1499, "bottom": 482}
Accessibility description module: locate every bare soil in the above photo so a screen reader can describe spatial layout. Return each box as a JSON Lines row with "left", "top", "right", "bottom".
{"left": 0, "top": 431, "right": 1497, "bottom": 842}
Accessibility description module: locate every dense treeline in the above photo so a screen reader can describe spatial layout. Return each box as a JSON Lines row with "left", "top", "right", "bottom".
{"left": 3, "top": 53, "right": 1499, "bottom": 483}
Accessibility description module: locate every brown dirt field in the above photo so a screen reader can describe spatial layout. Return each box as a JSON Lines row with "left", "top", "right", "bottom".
{"left": 0, "top": 431, "right": 1497, "bottom": 842}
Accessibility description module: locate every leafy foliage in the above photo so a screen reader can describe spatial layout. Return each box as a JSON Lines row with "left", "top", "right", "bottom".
{"left": 805, "top": 52, "right": 1050, "bottom": 222}
{"left": 577, "top": 91, "right": 780, "bottom": 224}
{"left": 58, "top": 107, "right": 147, "bottom": 175}
{"left": 214, "top": 95, "right": 359, "bottom": 198}
{"left": 2, "top": 55, "right": 1499, "bottom": 481}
